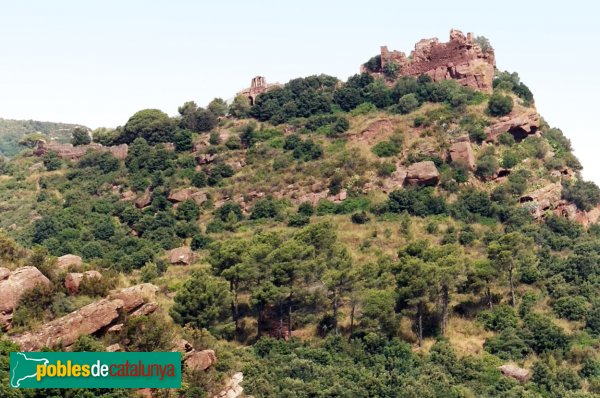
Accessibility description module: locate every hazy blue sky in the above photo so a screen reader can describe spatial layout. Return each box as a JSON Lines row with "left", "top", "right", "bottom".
{"left": 1, "top": 1, "right": 599, "bottom": 182}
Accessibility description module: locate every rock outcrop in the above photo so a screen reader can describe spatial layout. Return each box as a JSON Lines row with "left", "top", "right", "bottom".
{"left": 0, "top": 267, "right": 51, "bottom": 330}
{"left": 64, "top": 270, "right": 102, "bottom": 295}
{"left": 449, "top": 140, "right": 476, "bottom": 171}
{"left": 485, "top": 109, "right": 540, "bottom": 142}
{"left": 168, "top": 188, "right": 208, "bottom": 205}
{"left": 520, "top": 183, "right": 562, "bottom": 219}
{"left": 366, "top": 29, "right": 495, "bottom": 93}
{"left": 499, "top": 364, "right": 530, "bottom": 382}
{"left": 34, "top": 140, "right": 128, "bottom": 160}
{"left": 185, "top": 349, "right": 218, "bottom": 372}
{"left": 168, "top": 246, "right": 195, "bottom": 265}
{"left": 10, "top": 283, "right": 159, "bottom": 351}
{"left": 135, "top": 189, "right": 152, "bottom": 209}
{"left": 404, "top": 161, "right": 440, "bottom": 186}
{"left": 57, "top": 254, "right": 83, "bottom": 271}
{"left": 213, "top": 372, "right": 245, "bottom": 398}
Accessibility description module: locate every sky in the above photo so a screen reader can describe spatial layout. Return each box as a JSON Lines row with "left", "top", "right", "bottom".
{"left": 1, "top": 0, "right": 599, "bottom": 182}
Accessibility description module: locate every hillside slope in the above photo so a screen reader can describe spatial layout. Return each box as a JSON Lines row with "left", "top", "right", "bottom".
{"left": 0, "top": 30, "right": 599, "bottom": 398}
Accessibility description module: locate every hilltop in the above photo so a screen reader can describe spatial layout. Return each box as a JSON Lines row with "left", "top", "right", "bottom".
{"left": 1, "top": 29, "right": 600, "bottom": 398}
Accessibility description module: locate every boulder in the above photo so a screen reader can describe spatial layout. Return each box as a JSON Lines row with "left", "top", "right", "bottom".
{"left": 520, "top": 183, "right": 562, "bottom": 219}
{"left": 404, "top": 161, "right": 440, "bottom": 186}
{"left": 57, "top": 254, "right": 82, "bottom": 271}
{"left": 196, "top": 153, "right": 217, "bottom": 165}
{"left": 213, "top": 372, "right": 244, "bottom": 398}
{"left": 168, "top": 246, "right": 195, "bottom": 265}
{"left": 168, "top": 188, "right": 206, "bottom": 205}
{"left": 110, "top": 283, "right": 159, "bottom": 312}
{"left": 449, "top": 141, "right": 476, "bottom": 171}
{"left": 135, "top": 189, "right": 152, "bottom": 209}
{"left": 11, "top": 298, "right": 123, "bottom": 351}
{"left": 106, "top": 343, "right": 123, "bottom": 352}
{"left": 10, "top": 284, "right": 159, "bottom": 351}
{"left": 499, "top": 364, "right": 530, "bottom": 382}
{"left": 485, "top": 109, "right": 540, "bottom": 142}
{"left": 64, "top": 270, "right": 102, "bottom": 295}
{"left": 185, "top": 349, "right": 217, "bottom": 371}
{"left": 0, "top": 267, "right": 51, "bottom": 314}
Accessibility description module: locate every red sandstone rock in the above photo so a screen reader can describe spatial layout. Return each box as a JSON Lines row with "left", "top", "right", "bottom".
{"left": 369, "top": 29, "right": 495, "bottom": 93}
{"left": 185, "top": 349, "right": 217, "bottom": 371}
{"left": 0, "top": 267, "right": 51, "bottom": 314}
{"left": 449, "top": 141, "right": 476, "bottom": 171}
{"left": 168, "top": 188, "right": 206, "bottom": 205}
{"left": 57, "top": 254, "right": 82, "bottom": 271}
{"left": 520, "top": 183, "right": 562, "bottom": 219}
{"left": 135, "top": 189, "right": 152, "bottom": 209}
{"left": 485, "top": 109, "right": 540, "bottom": 142}
{"left": 499, "top": 364, "right": 530, "bottom": 382}
{"left": 168, "top": 246, "right": 195, "bottom": 265}
{"left": 404, "top": 161, "right": 440, "bottom": 186}
{"left": 10, "top": 284, "right": 159, "bottom": 351}
{"left": 109, "top": 283, "right": 158, "bottom": 313}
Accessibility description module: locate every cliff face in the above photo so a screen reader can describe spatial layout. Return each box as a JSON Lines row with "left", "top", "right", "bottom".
{"left": 364, "top": 29, "right": 496, "bottom": 93}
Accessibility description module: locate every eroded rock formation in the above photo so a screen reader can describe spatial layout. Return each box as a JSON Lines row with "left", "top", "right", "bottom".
{"left": 0, "top": 267, "right": 51, "bottom": 330}
{"left": 168, "top": 246, "right": 195, "bottom": 265}
{"left": 485, "top": 109, "right": 540, "bottom": 142}
{"left": 366, "top": 29, "right": 495, "bottom": 93}
{"left": 9, "top": 283, "right": 159, "bottom": 351}
{"left": 499, "top": 364, "right": 530, "bottom": 382}
{"left": 520, "top": 183, "right": 562, "bottom": 219}
{"left": 404, "top": 161, "right": 440, "bottom": 186}
{"left": 57, "top": 254, "right": 83, "bottom": 271}
{"left": 449, "top": 139, "right": 476, "bottom": 171}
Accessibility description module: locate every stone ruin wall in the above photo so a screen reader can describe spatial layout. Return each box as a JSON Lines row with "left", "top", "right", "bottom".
{"left": 365, "top": 29, "right": 496, "bottom": 93}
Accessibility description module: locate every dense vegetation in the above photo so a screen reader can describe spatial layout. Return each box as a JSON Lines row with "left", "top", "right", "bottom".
{"left": 1, "top": 62, "right": 599, "bottom": 398}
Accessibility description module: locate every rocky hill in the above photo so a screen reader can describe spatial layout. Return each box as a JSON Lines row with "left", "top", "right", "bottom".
{"left": 1, "top": 29, "right": 600, "bottom": 398}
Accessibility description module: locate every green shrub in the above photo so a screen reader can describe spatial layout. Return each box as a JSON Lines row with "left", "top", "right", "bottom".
{"left": 287, "top": 214, "right": 310, "bottom": 228}
{"left": 487, "top": 93, "right": 513, "bottom": 116}
{"left": 484, "top": 328, "right": 531, "bottom": 359}
{"left": 477, "top": 305, "right": 518, "bottom": 332}
{"left": 191, "top": 233, "right": 213, "bottom": 250}
{"left": 475, "top": 155, "right": 498, "bottom": 179}
{"left": 562, "top": 180, "right": 600, "bottom": 211}
{"left": 498, "top": 132, "right": 515, "bottom": 146}
{"left": 553, "top": 296, "right": 588, "bottom": 321}
{"left": 376, "top": 161, "right": 396, "bottom": 177}
{"left": 396, "top": 94, "right": 420, "bottom": 114}
{"left": 372, "top": 140, "right": 401, "bottom": 157}
{"left": 250, "top": 197, "right": 280, "bottom": 220}
{"left": 351, "top": 211, "right": 370, "bottom": 224}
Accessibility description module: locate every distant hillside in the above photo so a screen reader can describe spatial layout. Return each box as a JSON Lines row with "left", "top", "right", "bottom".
{"left": 0, "top": 118, "right": 85, "bottom": 157}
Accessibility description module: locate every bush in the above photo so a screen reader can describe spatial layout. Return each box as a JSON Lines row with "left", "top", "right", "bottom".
{"left": 586, "top": 306, "right": 600, "bottom": 336}
{"left": 475, "top": 155, "right": 498, "bottom": 179}
{"left": 477, "top": 305, "right": 518, "bottom": 332}
{"left": 523, "top": 313, "right": 570, "bottom": 354}
{"left": 191, "top": 171, "right": 208, "bottom": 188}
{"left": 487, "top": 93, "right": 513, "bottom": 117}
{"left": 71, "top": 127, "right": 91, "bottom": 146}
{"left": 250, "top": 197, "right": 280, "bottom": 220}
{"left": 396, "top": 94, "right": 420, "bottom": 114}
{"left": 562, "top": 180, "right": 600, "bottom": 211}
{"left": 216, "top": 202, "right": 243, "bottom": 222}
{"left": 191, "top": 233, "right": 213, "bottom": 250}
{"left": 484, "top": 328, "right": 531, "bottom": 360}
{"left": 553, "top": 296, "right": 588, "bottom": 321}
{"left": 385, "top": 187, "right": 447, "bottom": 217}
{"left": 288, "top": 214, "right": 310, "bottom": 228}
{"left": 351, "top": 211, "right": 370, "bottom": 224}
{"left": 376, "top": 161, "right": 396, "bottom": 177}
{"left": 42, "top": 150, "right": 62, "bottom": 171}
{"left": 372, "top": 140, "right": 401, "bottom": 157}
{"left": 298, "top": 202, "right": 314, "bottom": 216}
